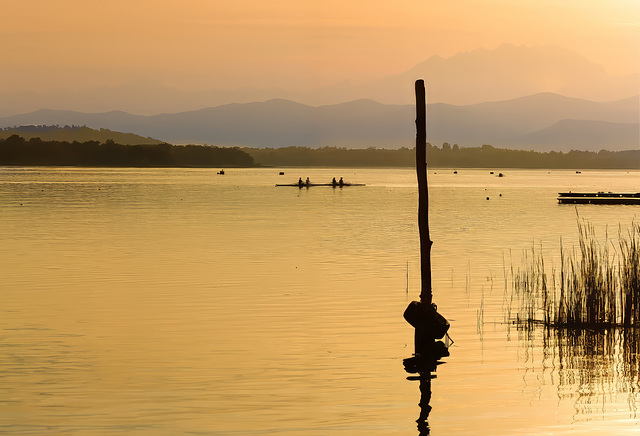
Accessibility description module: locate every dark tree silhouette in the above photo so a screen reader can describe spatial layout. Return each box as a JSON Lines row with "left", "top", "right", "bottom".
{"left": 0, "top": 136, "right": 254, "bottom": 167}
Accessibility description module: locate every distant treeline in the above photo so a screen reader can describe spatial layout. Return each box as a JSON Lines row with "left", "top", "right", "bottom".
{"left": 245, "top": 144, "right": 640, "bottom": 169}
{"left": 0, "top": 135, "right": 254, "bottom": 167}
{"left": 1, "top": 135, "right": 637, "bottom": 169}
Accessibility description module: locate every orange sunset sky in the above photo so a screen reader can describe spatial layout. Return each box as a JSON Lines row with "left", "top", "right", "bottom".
{"left": 1, "top": 0, "right": 638, "bottom": 111}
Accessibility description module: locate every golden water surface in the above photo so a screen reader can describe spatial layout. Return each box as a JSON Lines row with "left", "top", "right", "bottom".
{"left": 1, "top": 167, "right": 639, "bottom": 435}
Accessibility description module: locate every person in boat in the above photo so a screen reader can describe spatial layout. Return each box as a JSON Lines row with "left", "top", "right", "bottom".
{"left": 339, "top": 177, "right": 344, "bottom": 187}
{"left": 305, "top": 177, "right": 310, "bottom": 186}
{"left": 298, "top": 177, "right": 304, "bottom": 187}
{"left": 332, "top": 177, "right": 337, "bottom": 186}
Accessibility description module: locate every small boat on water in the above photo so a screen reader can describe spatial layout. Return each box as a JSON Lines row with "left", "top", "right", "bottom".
{"left": 558, "top": 192, "right": 640, "bottom": 205}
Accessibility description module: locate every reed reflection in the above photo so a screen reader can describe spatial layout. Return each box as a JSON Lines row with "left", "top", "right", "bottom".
{"left": 517, "top": 324, "right": 640, "bottom": 416}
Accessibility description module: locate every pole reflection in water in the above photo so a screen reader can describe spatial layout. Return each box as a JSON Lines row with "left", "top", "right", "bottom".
{"left": 403, "top": 340, "right": 450, "bottom": 434}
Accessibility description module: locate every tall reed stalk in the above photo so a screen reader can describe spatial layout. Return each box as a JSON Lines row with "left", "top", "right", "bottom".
{"left": 511, "top": 220, "right": 640, "bottom": 328}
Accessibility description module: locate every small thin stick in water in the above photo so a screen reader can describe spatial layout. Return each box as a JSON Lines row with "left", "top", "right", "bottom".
{"left": 406, "top": 261, "right": 409, "bottom": 294}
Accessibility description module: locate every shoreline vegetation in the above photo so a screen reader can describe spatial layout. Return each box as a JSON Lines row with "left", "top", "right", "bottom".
{"left": 0, "top": 133, "right": 638, "bottom": 169}
{"left": 243, "top": 145, "right": 640, "bottom": 169}
{"left": 509, "top": 219, "right": 640, "bottom": 329}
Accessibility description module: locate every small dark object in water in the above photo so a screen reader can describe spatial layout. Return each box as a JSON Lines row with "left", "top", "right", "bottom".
{"left": 453, "top": 171, "right": 457, "bottom": 174}
{"left": 217, "top": 169, "right": 225, "bottom": 175}
{"left": 489, "top": 171, "right": 494, "bottom": 174}
{"left": 576, "top": 171, "right": 581, "bottom": 174}
{"left": 486, "top": 197, "right": 489, "bottom": 200}
{"left": 279, "top": 172, "right": 284, "bottom": 175}
{"left": 498, "top": 173, "right": 504, "bottom": 177}
{"left": 499, "top": 194, "right": 502, "bottom": 197}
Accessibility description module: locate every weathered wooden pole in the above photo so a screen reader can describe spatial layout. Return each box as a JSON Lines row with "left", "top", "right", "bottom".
{"left": 415, "top": 79, "right": 433, "bottom": 305}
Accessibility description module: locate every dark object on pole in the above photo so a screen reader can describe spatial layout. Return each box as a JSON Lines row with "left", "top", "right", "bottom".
{"left": 404, "top": 301, "right": 450, "bottom": 340}
{"left": 415, "top": 79, "right": 432, "bottom": 305}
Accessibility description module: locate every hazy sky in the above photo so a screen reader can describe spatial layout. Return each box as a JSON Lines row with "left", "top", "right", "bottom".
{"left": 2, "top": 0, "right": 639, "bottom": 93}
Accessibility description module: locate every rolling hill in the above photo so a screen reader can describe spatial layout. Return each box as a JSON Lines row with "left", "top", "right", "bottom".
{"left": 0, "top": 125, "right": 163, "bottom": 145}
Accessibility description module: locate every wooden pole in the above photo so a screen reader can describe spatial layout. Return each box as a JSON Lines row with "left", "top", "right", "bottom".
{"left": 415, "top": 79, "right": 432, "bottom": 305}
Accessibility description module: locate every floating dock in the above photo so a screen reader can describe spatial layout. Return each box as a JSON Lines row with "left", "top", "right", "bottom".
{"left": 558, "top": 192, "right": 640, "bottom": 205}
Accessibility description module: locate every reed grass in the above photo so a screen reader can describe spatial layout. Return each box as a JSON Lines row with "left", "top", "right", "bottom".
{"left": 510, "top": 219, "right": 640, "bottom": 328}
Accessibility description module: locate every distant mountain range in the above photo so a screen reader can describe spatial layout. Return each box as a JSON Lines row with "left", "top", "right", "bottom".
{"left": 427, "top": 93, "right": 639, "bottom": 151}
{"left": 0, "top": 44, "right": 637, "bottom": 116}
{"left": 0, "top": 93, "right": 637, "bottom": 152}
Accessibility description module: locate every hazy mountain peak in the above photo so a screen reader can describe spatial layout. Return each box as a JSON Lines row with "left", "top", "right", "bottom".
{"left": 363, "top": 44, "right": 637, "bottom": 105}
{"left": 415, "top": 43, "right": 601, "bottom": 72}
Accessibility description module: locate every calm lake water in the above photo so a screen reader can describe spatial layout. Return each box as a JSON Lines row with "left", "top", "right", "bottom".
{"left": 1, "top": 166, "right": 639, "bottom": 435}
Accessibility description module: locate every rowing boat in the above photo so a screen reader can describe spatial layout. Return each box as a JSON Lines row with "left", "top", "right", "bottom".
{"left": 276, "top": 183, "right": 365, "bottom": 187}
